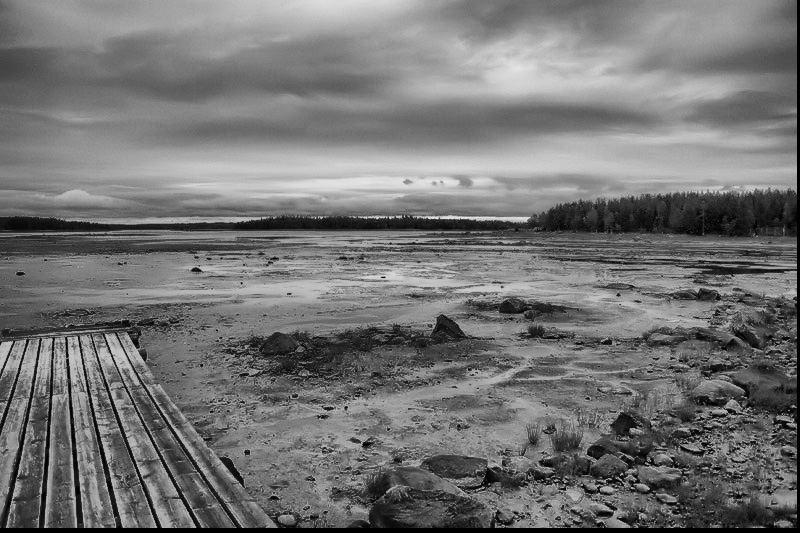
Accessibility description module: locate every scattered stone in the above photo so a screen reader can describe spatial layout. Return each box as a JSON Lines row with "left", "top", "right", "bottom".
{"left": 420, "top": 455, "right": 488, "bottom": 490}
{"left": 636, "top": 466, "right": 681, "bottom": 489}
{"left": 277, "top": 514, "right": 297, "bottom": 527}
{"left": 696, "top": 287, "right": 720, "bottom": 301}
{"left": 600, "top": 337, "right": 613, "bottom": 345}
{"left": 499, "top": 297, "right": 526, "bottom": 314}
{"left": 15, "top": 271, "right": 25, "bottom": 276}
{"left": 502, "top": 456, "right": 534, "bottom": 474}
{"left": 651, "top": 454, "right": 674, "bottom": 467}
{"left": 690, "top": 379, "right": 745, "bottom": 405}
{"left": 495, "top": 508, "right": 515, "bottom": 525}
{"left": 647, "top": 333, "right": 689, "bottom": 347}
{"left": 523, "top": 310, "right": 537, "bottom": 320}
{"left": 259, "top": 332, "right": 300, "bottom": 356}
{"left": 587, "top": 438, "right": 620, "bottom": 460}
{"left": 531, "top": 466, "right": 556, "bottom": 480}
{"left": 634, "top": 483, "right": 650, "bottom": 494}
{"left": 604, "top": 517, "right": 632, "bottom": 528}
{"left": 679, "top": 442, "right": 704, "bottom": 455}
{"left": 590, "top": 454, "right": 627, "bottom": 479}
{"left": 710, "top": 408, "right": 728, "bottom": 417}
{"left": 779, "top": 446, "right": 796, "bottom": 458}
{"left": 588, "top": 502, "right": 614, "bottom": 517}
{"left": 430, "top": 314, "right": 467, "bottom": 339}
{"left": 190, "top": 266, "right": 203, "bottom": 273}
{"left": 370, "top": 467, "right": 464, "bottom": 498}
{"left": 369, "top": 486, "right": 494, "bottom": 528}
{"left": 671, "top": 427, "right": 692, "bottom": 439}
{"left": 582, "top": 482, "right": 598, "bottom": 493}
{"left": 610, "top": 411, "right": 650, "bottom": 437}
{"left": 655, "top": 493, "right": 678, "bottom": 505}
{"left": 724, "top": 399, "right": 742, "bottom": 413}
{"left": 672, "top": 289, "right": 698, "bottom": 300}
{"left": 599, "top": 485, "right": 616, "bottom": 495}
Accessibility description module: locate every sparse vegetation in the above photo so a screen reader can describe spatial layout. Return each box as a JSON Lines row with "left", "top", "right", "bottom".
{"left": 363, "top": 468, "right": 387, "bottom": 500}
{"left": 527, "top": 323, "right": 546, "bottom": 338}
{"left": 672, "top": 400, "right": 697, "bottom": 422}
{"left": 549, "top": 421, "right": 584, "bottom": 452}
{"left": 525, "top": 423, "right": 541, "bottom": 447}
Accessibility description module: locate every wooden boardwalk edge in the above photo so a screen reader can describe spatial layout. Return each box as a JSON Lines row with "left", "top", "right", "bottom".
{"left": 0, "top": 330, "right": 275, "bottom": 528}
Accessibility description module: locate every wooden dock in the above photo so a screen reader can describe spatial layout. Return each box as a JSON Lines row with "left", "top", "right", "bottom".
{"left": 0, "top": 327, "right": 275, "bottom": 528}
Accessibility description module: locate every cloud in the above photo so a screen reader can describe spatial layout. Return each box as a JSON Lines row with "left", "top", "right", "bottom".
{"left": 0, "top": 0, "right": 795, "bottom": 220}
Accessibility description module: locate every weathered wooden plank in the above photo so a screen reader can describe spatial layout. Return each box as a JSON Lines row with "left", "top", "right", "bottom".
{"left": 0, "top": 339, "right": 39, "bottom": 527}
{"left": 7, "top": 338, "right": 53, "bottom": 528}
{"left": 105, "top": 333, "right": 235, "bottom": 528}
{"left": 0, "top": 341, "right": 12, "bottom": 378}
{"left": 0, "top": 341, "right": 24, "bottom": 429}
{"left": 79, "top": 335, "right": 157, "bottom": 528}
{"left": 66, "top": 336, "right": 116, "bottom": 528}
{"left": 116, "top": 333, "right": 275, "bottom": 528}
{"left": 91, "top": 334, "right": 195, "bottom": 528}
{"left": 43, "top": 337, "right": 78, "bottom": 528}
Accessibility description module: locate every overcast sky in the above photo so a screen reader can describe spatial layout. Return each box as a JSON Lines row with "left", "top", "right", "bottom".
{"left": 0, "top": 0, "right": 796, "bottom": 220}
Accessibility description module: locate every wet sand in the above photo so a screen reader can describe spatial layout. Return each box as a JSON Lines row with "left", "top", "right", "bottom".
{"left": 1, "top": 230, "right": 796, "bottom": 526}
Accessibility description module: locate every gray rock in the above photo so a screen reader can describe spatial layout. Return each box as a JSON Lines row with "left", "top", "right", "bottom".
{"left": 724, "top": 399, "right": 742, "bottom": 412}
{"left": 780, "top": 445, "right": 796, "bottom": 458}
{"left": 634, "top": 483, "right": 650, "bottom": 494}
{"left": 637, "top": 466, "right": 681, "bottom": 489}
{"left": 646, "top": 333, "right": 688, "bottom": 347}
{"left": 696, "top": 288, "right": 720, "bottom": 301}
{"left": 502, "top": 456, "right": 534, "bottom": 474}
{"left": 710, "top": 408, "right": 728, "bottom": 417}
{"left": 590, "top": 454, "right": 627, "bottom": 479}
{"left": 531, "top": 466, "right": 555, "bottom": 480}
{"left": 420, "top": 455, "right": 488, "bottom": 490}
{"left": 679, "top": 442, "right": 704, "bottom": 455}
{"left": 277, "top": 514, "right": 297, "bottom": 527}
{"left": 604, "top": 517, "right": 632, "bottom": 528}
{"left": 599, "top": 485, "right": 616, "bottom": 495}
{"left": 651, "top": 453, "right": 674, "bottom": 467}
{"left": 610, "top": 411, "right": 650, "bottom": 437}
{"left": 499, "top": 297, "right": 527, "bottom": 314}
{"left": 431, "top": 314, "right": 467, "bottom": 339}
{"left": 259, "top": 332, "right": 300, "bottom": 356}
{"left": 690, "top": 379, "right": 745, "bottom": 405}
{"left": 588, "top": 502, "right": 614, "bottom": 517}
{"left": 655, "top": 493, "right": 678, "bottom": 505}
{"left": 370, "top": 466, "right": 464, "bottom": 498}
{"left": 495, "top": 508, "right": 515, "bottom": 525}
{"left": 369, "top": 486, "right": 494, "bottom": 528}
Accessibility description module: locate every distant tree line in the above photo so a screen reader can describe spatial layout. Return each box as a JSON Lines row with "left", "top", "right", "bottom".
{"left": 529, "top": 189, "right": 797, "bottom": 236}
{"left": 0, "top": 216, "right": 112, "bottom": 231}
{"left": 234, "top": 214, "right": 525, "bottom": 231}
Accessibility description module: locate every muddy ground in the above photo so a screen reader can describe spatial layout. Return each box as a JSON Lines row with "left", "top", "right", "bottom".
{"left": 1, "top": 230, "right": 796, "bottom": 527}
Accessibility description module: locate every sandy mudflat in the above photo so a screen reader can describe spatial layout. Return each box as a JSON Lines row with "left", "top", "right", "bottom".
{"left": 1, "top": 230, "right": 796, "bottom": 527}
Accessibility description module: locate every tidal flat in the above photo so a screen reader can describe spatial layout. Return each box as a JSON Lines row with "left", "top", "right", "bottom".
{"left": 2, "top": 230, "right": 796, "bottom": 527}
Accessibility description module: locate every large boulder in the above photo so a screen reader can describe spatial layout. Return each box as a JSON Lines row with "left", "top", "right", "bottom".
{"left": 420, "top": 455, "right": 488, "bottom": 489}
{"left": 636, "top": 466, "right": 681, "bottom": 489}
{"left": 730, "top": 311, "right": 770, "bottom": 349}
{"left": 690, "top": 379, "right": 746, "bottom": 405}
{"left": 587, "top": 437, "right": 653, "bottom": 460}
{"left": 259, "top": 332, "right": 299, "bottom": 356}
{"left": 671, "top": 289, "right": 698, "bottom": 300}
{"left": 692, "top": 328, "right": 750, "bottom": 350}
{"left": 590, "top": 455, "right": 627, "bottom": 479}
{"left": 369, "top": 486, "right": 494, "bottom": 528}
{"left": 730, "top": 364, "right": 790, "bottom": 396}
{"left": 431, "top": 314, "right": 467, "bottom": 339}
{"left": 696, "top": 288, "right": 720, "bottom": 301}
{"left": 369, "top": 467, "right": 464, "bottom": 498}
{"left": 587, "top": 437, "right": 620, "bottom": 460}
{"left": 610, "top": 412, "right": 650, "bottom": 437}
{"left": 499, "top": 297, "right": 527, "bottom": 314}
{"left": 646, "top": 333, "right": 688, "bottom": 347}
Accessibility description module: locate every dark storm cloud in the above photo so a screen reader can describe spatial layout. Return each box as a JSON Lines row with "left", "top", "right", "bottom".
{"left": 0, "top": 0, "right": 795, "bottom": 219}
{"left": 688, "top": 91, "right": 797, "bottom": 128}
